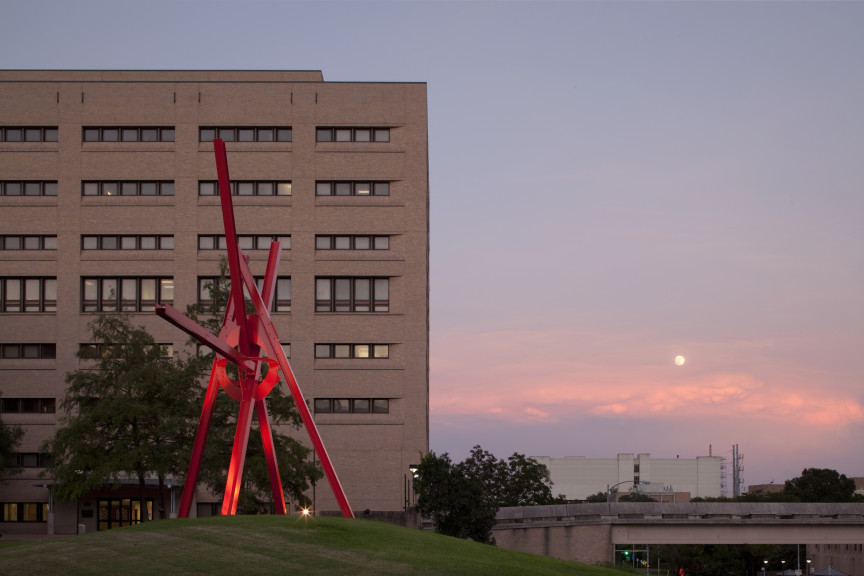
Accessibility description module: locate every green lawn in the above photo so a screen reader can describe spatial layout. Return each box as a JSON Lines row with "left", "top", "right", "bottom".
{"left": 0, "top": 515, "right": 625, "bottom": 576}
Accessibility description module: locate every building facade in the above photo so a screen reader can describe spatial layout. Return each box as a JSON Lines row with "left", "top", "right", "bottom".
{"left": 535, "top": 453, "right": 724, "bottom": 501}
{"left": 0, "top": 70, "right": 429, "bottom": 535}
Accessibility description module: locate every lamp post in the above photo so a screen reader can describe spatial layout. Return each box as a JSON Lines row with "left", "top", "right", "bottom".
{"left": 807, "top": 559, "right": 812, "bottom": 575}
{"left": 607, "top": 480, "right": 637, "bottom": 502}
{"left": 763, "top": 559, "right": 768, "bottom": 576}
{"left": 409, "top": 464, "right": 419, "bottom": 507}
{"left": 782, "top": 560, "right": 787, "bottom": 575}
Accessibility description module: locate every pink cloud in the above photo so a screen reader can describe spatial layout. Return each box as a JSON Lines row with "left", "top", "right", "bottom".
{"left": 430, "top": 327, "right": 864, "bottom": 430}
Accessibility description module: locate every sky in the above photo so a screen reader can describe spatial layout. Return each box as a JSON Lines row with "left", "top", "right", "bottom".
{"left": 2, "top": 0, "right": 862, "bottom": 490}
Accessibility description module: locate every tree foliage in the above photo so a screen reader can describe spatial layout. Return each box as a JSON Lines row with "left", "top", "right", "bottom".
{"left": 44, "top": 312, "right": 205, "bottom": 517}
{"left": 0, "top": 392, "right": 24, "bottom": 478}
{"left": 413, "top": 446, "right": 560, "bottom": 543}
{"left": 783, "top": 467, "right": 857, "bottom": 502}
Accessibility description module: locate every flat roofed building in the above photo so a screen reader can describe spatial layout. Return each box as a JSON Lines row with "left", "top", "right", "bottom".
{"left": 535, "top": 453, "right": 724, "bottom": 501}
{"left": 0, "top": 70, "right": 429, "bottom": 535}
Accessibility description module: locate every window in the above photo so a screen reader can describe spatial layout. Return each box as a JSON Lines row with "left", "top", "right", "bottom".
{"left": 0, "top": 127, "right": 58, "bottom": 142}
{"left": 81, "top": 277, "right": 173, "bottom": 312}
{"left": 198, "top": 234, "right": 290, "bottom": 251}
{"left": 79, "top": 343, "right": 173, "bottom": 359}
{"left": 198, "top": 180, "right": 291, "bottom": 196}
{"left": 15, "top": 453, "right": 54, "bottom": 468}
{"left": 82, "top": 181, "right": 174, "bottom": 197}
{"left": 315, "top": 235, "right": 389, "bottom": 250}
{"left": 314, "top": 398, "right": 389, "bottom": 414}
{"left": 1, "top": 397, "right": 56, "bottom": 413}
{"left": 315, "top": 181, "right": 389, "bottom": 197}
{"left": 0, "top": 181, "right": 57, "bottom": 196}
{"left": 0, "top": 344, "right": 56, "bottom": 360}
{"left": 1, "top": 235, "right": 57, "bottom": 250}
{"left": 198, "top": 276, "right": 290, "bottom": 312}
{"left": 82, "top": 127, "right": 174, "bottom": 142}
{"left": 1, "top": 277, "right": 57, "bottom": 312}
{"left": 315, "top": 344, "right": 389, "bottom": 359}
{"left": 81, "top": 235, "right": 173, "bottom": 250}
{"left": 315, "top": 277, "right": 389, "bottom": 312}
{"left": 316, "top": 127, "right": 389, "bottom": 142}
{"left": 1, "top": 503, "right": 50, "bottom": 523}
{"left": 199, "top": 127, "right": 292, "bottom": 142}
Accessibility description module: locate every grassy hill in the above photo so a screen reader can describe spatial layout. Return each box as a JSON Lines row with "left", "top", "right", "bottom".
{"left": 0, "top": 515, "right": 626, "bottom": 576}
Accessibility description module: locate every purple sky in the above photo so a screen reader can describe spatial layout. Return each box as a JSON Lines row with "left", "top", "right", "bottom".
{"left": 2, "top": 1, "right": 862, "bottom": 490}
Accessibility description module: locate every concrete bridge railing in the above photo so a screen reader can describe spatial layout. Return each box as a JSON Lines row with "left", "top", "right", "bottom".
{"left": 492, "top": 503, "right": 864, "bottom": 565}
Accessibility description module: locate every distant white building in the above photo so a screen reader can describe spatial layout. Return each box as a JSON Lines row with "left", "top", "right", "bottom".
{"left": 534, "top": 453, "right": 724, "bottom": 501}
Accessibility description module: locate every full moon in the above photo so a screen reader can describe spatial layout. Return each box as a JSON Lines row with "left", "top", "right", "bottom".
{"left": 674, "top": 355, "right": 686, "bottom": 366}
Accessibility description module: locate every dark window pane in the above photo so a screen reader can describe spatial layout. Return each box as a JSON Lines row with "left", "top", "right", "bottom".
{"left": 160, "top": 182, "right": 174, "bottom": 196}
{"left": 44, "top": 129, "right": 58, "bottom": 142}
{"left": 140, "top": 182, "right": 157, "bottom": 196}
{"left": 141, "top": 129, "right": 158, "bottom": 142}
{"left": 237, "top": 129, "right": 254, "bottom": 142}
{"left": 44, "top": 182, "right": 58, "bottom": 196}
{"left": 5, "top": 182, "right": 22, "bottom": 196}
{"left": 276, "top": 128, "right": 292, "bottom": 142}
{"left": 315, "top": 182, "right": 331, "bottom": 196}
{"left": 372, "top": 399, "right": 389, "bottom": 413}
{"left": 161, "top": 129, "right": 175, "bottom": 142}
{"left": 103, "top": 129, "right": 119, "bottom": 142}
{"left": 122, "top": 129, "right": 139, "bottom": 142}
{"left": 199, "top": 182, "right": 216, "bottom": 196}
{"left": 316, "top": 128, "right": 332, "bottom": 142}
{"left": 25, "top": 129, "right": 42, "bottom": 142}
{"left": 257, "top": 129, "right": 273, "bottom": 142}
{"left": 24, "top": 182, "right": 41, "bottom": 196}
{"left": 199, "top": 128, "right": 216, "bottom": 142}
{"left": 314, "top": 399, "right": 331, "bottom": 413}
{"left": 83, "top": 128, "right": 100, "bottom": 142}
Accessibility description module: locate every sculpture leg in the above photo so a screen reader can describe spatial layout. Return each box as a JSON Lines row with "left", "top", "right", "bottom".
{"left": 179, "top": 365, "right": 221, "bottom": 518}
{"left": 221, "top": 374, "right": 256, "bottom": 515}
{"left": 255, "top": 398, "right": 287, "bottom": 515}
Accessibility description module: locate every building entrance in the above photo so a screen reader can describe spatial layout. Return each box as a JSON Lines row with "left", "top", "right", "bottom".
{"left": 97, "top": 498, "right": 153, "bottom": 531}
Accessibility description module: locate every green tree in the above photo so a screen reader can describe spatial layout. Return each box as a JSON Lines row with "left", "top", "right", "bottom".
{"left": 413, "top": 446, "right": 559, "bottom": 543}
{"left": 185, "top": 257, "right": 322, "bottom": 513}
{"left": 783, "top": 468, "right": 857, "bottom": 502}
{"left": 0, "top": 392, "right": 24, "bottom": 478}
{"left": 43, "top": 312, "right": 206, "bottom": 518}
{"left": 584, "top": 490, "right": 609, "bottom": 503}
{"left": 617, "top": 491, "right": 658, "bottom": 502}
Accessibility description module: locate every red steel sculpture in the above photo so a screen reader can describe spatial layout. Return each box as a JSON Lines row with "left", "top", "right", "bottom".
{"left": 155, "top": 139, "right": 354, "bottom": 518}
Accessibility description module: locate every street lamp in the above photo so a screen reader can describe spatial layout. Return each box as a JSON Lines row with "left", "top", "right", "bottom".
{"left": 782, "top": 560, "right": 787, "bottom": 574}
{"left": 807, "top": 559, "right": 812, "bottom": 575}
{"left": 763, "top": 559, "right": 768, "bottom": 576}
{"left": 607, "top": 480, "right": 637, "bottom": 502}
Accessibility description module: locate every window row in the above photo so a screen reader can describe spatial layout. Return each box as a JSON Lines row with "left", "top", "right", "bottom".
{"left": 82, "top": 235, "right": 174, "bottom": 250}
{"left": 198, "top": 234, "right": 290, "bottom": 251}
{"left": 83, "top": 127, "right": 174, "bottom": 142}
{"left": 1, "top": 397, "right": 56, "bottom": 413}
{"left": 314, "top": 344, "right": 390, "bottom": 359}
{"left": 315, "top": 277, "right": 389, "bottom": 313}
{"left": 197, "top": 343, "right": 290, "bottom": 359}
{"left": 315, "top": 181, "right": 390, "bottom": 197}
{"left": 199, "top": 127, "right": 292, "bottom": 142}
{"left": 1, "top": 276, "right": 391, "bottom": 314}
{"left": 0, "top": 344, "right": 56, "bottom": 359}
{"left": 313, "top": 398, "right": 389, "bottom": 414}
{"left": 316, "top": 127, "right": 390, "bottom": 142}
{"left": 79, "top": 342, "right": 173, "bottom": 359}
{"left": 198, "top": 180, "right": 292, "bottom": 197}
{"left": 14, "top": 453, "right": 54, "bottom": 468}
{"left": 82, "top": 277, "right": 174, "bottom": 312}
{"left": 1, "top": 235, "right": 57, "bottom": 250}
{"left": 0, "top": 278, "right": 57, "bottom": 312}
{"left": 1, "top": 503, "right": 50, "bottom": 523}
{"left": 198, "top": 276, "right": 291, "bottom": 312}
{"left": 315, "top": 235, "right": 389, "bottom": 251}
{"left": 83, "top": 181, "right": 174, "bottom": 197}
{"left": 0, "top": 127, "right": 58, "bottom": 142}
{"left": 0, "top": 181, "right": 57, "bottom": 196}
